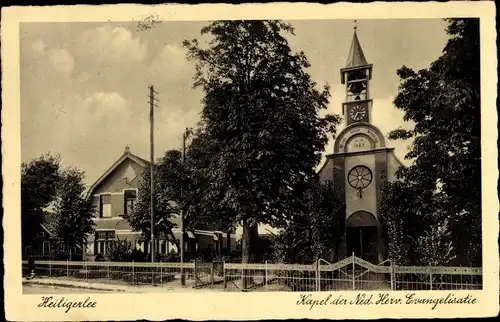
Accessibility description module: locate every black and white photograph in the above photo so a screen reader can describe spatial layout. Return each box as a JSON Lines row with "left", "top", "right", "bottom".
{"left": 2, "top": 2, "right": 498, "bottom": 321}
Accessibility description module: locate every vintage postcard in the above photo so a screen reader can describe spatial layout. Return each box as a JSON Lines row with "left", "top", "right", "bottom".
{"left": 2, "top": 2, "right": 498, "bottom": 321}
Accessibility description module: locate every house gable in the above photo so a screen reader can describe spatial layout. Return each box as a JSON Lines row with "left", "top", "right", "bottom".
{"left": 87, "top": 150, "right": 148, "bottom": 197}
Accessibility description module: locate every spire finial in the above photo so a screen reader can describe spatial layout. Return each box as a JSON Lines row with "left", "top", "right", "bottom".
{"left": 125, "top": 145, "right": 130, "bottom": 153}
{"left": 345, "top": 20, "right": 368, "bottom": 68}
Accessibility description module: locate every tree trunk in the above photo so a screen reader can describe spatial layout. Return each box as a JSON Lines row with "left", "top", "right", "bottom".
{"left": 241, "top": 219, "right": 258, "bottom": 289}
{"left": 226, "top": 231, "right": 231, "bottom": 257}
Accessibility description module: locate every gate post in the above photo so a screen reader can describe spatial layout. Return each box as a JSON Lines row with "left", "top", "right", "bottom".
{"left": 318, "top": 260, "right": 321, "bottom": 292}
{"left": 314, "top": 260, "right": 319, "bottom": 292}
{"left": 211, "top": 262, "right": 215, "bottom": 287}
{"left": 194, "top": 260, "right": 198, "bottom": 288}
{"left": 66, "top": 259, "right": 69, "bottom": 278}
{"left": 429, "top": 272, "right": 433, "bottom": 290}
{"left": 132, "top": 260, "right": 135, "bottom": 285}
{"left": 352, "top": 253, "right": 355, "bottom": 291}
{"left": 223, "top": 260, "right": 227, "bottom": 290}
{"left": 265, "top": 261, "right": 268, "bottom": 291}
{"left": 389, "top": 260, "right": 394, "bottom": 291}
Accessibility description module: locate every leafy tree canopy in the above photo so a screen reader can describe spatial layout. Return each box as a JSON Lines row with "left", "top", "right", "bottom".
{"left": 52, "top": 167, "right": 96, "bottom": 257}
{"left": 273, "top": 179, "right": 344, "bottom": 264}
{"left": 130, "top": 152, "right": 179, "bottom": 237}
{"left": 21, "top": 153, "right": 96, "bottom": 257}
{"left": 183, "top": 21, "right": 341, "bottom": 263}
{"left": 21, "top": 154, "right": 61, "bottom": 246}
{"left": 383, "top": 18, "right": 481, "bottom": 266}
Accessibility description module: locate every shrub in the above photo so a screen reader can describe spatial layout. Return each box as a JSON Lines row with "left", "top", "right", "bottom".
{"left": 128, "top": 250, "right": 147, "bottom": 262}
{"left": 105, "top": 238, "right": 134, "bottom": 262}
{"left": 157, "top": 252, "right": 180, "bottom": 262}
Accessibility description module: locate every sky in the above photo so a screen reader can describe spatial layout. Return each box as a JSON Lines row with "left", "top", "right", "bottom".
{"left": 20, "top": 19, "right": 450, "bottom": 187}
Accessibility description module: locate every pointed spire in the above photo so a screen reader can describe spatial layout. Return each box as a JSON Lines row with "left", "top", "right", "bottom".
{"left": 345, "top": 20, "right": 368, "bottom": 68}
{"left": 124, "top": 145, "right": 130, "bottom": 154}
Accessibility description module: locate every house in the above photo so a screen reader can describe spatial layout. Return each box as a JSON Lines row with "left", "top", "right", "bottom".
{"left": 22, "top": 212, "right": 83, "bottom": 260}
{"left": 84, "top": 146, "right": 236, "bottom": 261}
{"left": 22, "top": 222, "right": 52, "bottom": 260}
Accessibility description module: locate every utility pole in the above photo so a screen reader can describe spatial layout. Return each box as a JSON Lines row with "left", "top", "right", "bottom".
{"left": 180, "top": 128, "right": 187, "bottom": 285}
{"left": 149, "top": 85, "right": 159, "bottom": 263}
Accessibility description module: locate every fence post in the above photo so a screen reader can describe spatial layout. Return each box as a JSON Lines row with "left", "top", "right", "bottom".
{"left": 151, "top": 262, "right": 154, "bottom": 286}
{"left": 132, "top": 260, "right": 135, "bottom": 285}
{"left": 429, "top": 271, "right": 433, "bottom": 290}
{"left": 107, "top": 262, "right": 110, "bottom": 284}
{"left": 352, "top": 252, "right": 355, "bottom": 291}
{"left": 223, "top": 260, "right": 227, "bottom": 291}
{"left": 318, "top": 260, "right": 321, "bottom": 292}
{"left": 194, "top": 260, "right": 198, "bottom": 288}
{"left": 160, "top": 260, "right": 163, "bottom": 287}
{"left": 211, "top": 262, "right": 215, "bottom": 287}
{"left": 66, "top": 259, "right": 69, "bottom": 278}
{"left": 265, "top": 261, "right": 268, "bottom": 292}
{"left": 49, "top": 259, "right": 52, "bottom": 278}
{"left": 389, "top": 260, "right": 394, "bottom": 291}
{"left": 85, "top": 260, "right": 88, "bottom": 283}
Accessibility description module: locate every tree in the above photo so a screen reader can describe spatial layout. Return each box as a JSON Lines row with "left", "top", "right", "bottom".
{"left": 52, "top": 167, "right": 95, "bottom": 260}
{"left": 382, "top": 19, "right": 481, "bottom": 266}
{"left": 273, "top": 179, "right": 344, "bottom": 264}
{"left": 21, "top": 154, "right": 61, "bottom": 250}
{"left": 129, "top": 150, "right": 184, "bottom": 253}
{"left": 183, "top": 21, "right": 341, "bottom": 266}
{"left": 21, "top": 154, "right": 96, "bottom": 260}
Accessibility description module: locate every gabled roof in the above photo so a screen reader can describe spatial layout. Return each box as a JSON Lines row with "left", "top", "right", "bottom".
{"left": 345, "top": 29, "right": 368, "bottom": 68}
{"left": 40, "top": 224, "right": 53, "bottom": 236}
{"left": 41, "top": 211, "right": 57, "bottom": 236}
{"left": 86, "top": 147, "right": 149, "bottom": 199}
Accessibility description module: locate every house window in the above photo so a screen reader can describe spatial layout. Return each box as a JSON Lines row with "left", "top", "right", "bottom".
{"left": 167, "top": 241, "right": 177, "bottom": 254}
{"left": 159, "top": 240, "right": 166, "bottom": 254}
{"left": 86, "top": 242, "right": 94, "bottom": 255}
{"left": 213, "top": 233, "right": 222, "bottom": 253}
{"left": 124, "top": 189, "right": 137, "bottom": 215}
{"left": 100, "top": 194, "right": 112, "bottom": 218}
{"left": 42, "top": 241, "right": 50, "bottom": 256}
{"left": 95, "top": 230, "right": 115, "bottom": 255}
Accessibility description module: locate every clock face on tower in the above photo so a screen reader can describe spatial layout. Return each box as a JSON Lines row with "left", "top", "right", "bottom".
{"left": 349, "top": 105, "right": 367, "bottom": 122}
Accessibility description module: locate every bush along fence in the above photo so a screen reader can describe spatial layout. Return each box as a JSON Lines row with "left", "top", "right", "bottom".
{"left": 22, "top": 254, "right": 482, "bottom": 292}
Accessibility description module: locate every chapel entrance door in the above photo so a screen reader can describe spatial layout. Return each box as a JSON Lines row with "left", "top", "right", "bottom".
{"left": 346, "top": 211, "right": 378, "bottom": 263}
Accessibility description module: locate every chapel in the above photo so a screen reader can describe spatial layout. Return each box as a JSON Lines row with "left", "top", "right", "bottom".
{"left": 318, "top": 23, "right": 404, "bottom": 263}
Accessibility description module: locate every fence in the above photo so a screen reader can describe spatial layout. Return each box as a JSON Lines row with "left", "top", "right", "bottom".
{"left": 23, "top": 254, "right": 482, "bottom": 292}
{"left": 223, "top": 254, "right": 482, "bottom": 292}
{"left": 22, "top": 260, "right": 214, "bottom": 288}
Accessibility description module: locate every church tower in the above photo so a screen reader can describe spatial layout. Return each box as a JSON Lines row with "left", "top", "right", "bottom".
{"left": 318, "top": 21, "right": 404, "bottom": 264}
{"left": 341, "top": 23, "right": 373, "bottom": 126}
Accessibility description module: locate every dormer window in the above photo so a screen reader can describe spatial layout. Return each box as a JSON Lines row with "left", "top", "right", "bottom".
{"left": 124, "top": 189, "right": 137, "bottom": 215}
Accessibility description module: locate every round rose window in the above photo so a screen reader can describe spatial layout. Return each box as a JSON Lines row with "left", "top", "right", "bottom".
{"left": 348, "top": 165, "right": 373, "bottom": 189}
